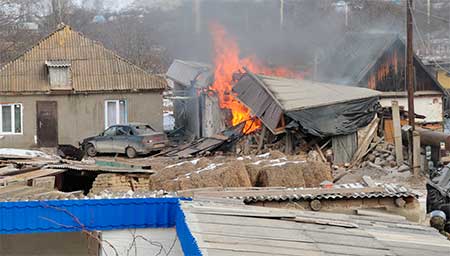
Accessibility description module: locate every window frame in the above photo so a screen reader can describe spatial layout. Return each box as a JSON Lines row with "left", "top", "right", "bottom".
{"left": 0, "top": 103, "right": 23, "bottom": 135}
{"left": 104, "top": 100, "right": 128, "bottom": 129}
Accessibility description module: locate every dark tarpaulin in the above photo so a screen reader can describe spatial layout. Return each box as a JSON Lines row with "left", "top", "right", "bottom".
{"left": 286, "top": 97, "right": 379, "bottom": 138}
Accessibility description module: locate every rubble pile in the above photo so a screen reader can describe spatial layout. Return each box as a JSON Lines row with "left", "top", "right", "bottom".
{"left": 360, "top": 142, "right": 410, "bottom": 173}
{"left": 147, "top": 151, "right": 332, "bottom": 191}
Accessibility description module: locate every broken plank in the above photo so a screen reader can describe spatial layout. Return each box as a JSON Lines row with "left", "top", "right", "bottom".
{"left": 283, "top": 217, "right": 359, "bottom": 228}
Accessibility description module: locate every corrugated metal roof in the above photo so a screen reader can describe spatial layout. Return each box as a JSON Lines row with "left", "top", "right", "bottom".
{"left": 256, "top": 74, "right": 381, "bottom": 111}
{"left": 0, "top": 198, "right": 180, "bottom": 234}
{"left": 177, "top": 183, "right": 419, "bottom": 203}
{"left": 0, "top": 25, "right": 166, "bottom": 93}
{"left": 166, "top": 59, "right": 213, "bottom": 88}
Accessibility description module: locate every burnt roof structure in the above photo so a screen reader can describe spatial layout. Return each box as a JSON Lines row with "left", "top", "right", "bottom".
{"left": 233, "top": 72, "right": 380, "bottom": 136}
{"left": 317, "top": 32, "right": 448, "bottom": 96}
{"left": 0, "top": 24, "right": 166, "bottom": 94}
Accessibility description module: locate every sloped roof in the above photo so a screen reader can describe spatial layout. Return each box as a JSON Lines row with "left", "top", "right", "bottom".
{"left": 166, "top": 59, "right": 213, "bottom": 88}
{"left": 182, "top": 201, "right": 450, "bottom": 256}
{"left": 257, "top": 74, "right": 381, "bottom": 111}
{"left": 0, "top": 25, "right": 166, "bottom": 93}
{"left": 318, "top": 32, "right": 398, "bottom": 85}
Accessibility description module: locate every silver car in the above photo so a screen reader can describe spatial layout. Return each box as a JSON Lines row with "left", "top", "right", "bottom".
{"left": 81, "top": 123, "right": 168, "bottom": 158}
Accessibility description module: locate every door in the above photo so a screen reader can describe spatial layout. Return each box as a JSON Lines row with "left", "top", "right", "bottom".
{"left": 112, "top": 125, "right": 132, "bottom": 153}
{"left": 36, "top": 101, "right": 58, "bottom": 147}
{"left": 96, "top": 126, "right": 116, "bottom": 153}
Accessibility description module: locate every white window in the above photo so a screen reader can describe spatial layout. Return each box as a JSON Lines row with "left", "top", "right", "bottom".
{"left": 105, "top": 100, "right": 127, "bottom": 129}
{"left": 0, "top": 104, "right": 23, "bottom": 134}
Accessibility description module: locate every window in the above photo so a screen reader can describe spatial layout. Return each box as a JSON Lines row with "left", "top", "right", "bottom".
{"left": 105, "top": 100, "right": 127, "bottom": 129}
{"left": 103, "top": 126, "right": 117, "bottom": 136}
{"left": 0, "top": 104, "right": 22, "bottom": 134}
{"left": 45, "top": 60, "right": 71, "bottom": 90}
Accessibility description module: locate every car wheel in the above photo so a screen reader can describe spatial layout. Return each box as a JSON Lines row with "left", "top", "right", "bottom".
{"left": 126, "top": 147, "right": 137, "bottom": 158}
{"left": 85, "top": 144, "right": 97, "bottom": 157}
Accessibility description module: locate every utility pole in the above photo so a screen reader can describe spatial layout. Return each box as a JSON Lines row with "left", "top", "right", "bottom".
{"left": 406, "top": 0, "right": 417, "bottom": 172}
{"left": 280, "top": 0, "right": 284, "bottom": 30}
{"left": 194, "top": 0, "right": 201, "bottom": 34}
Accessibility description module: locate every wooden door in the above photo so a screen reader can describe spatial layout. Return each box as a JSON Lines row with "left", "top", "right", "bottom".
{"left": 36, "top": 101, "right": 58, "bottom": 147}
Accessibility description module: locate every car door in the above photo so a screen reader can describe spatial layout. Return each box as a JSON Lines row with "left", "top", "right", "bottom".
{"left": 112, "top": 126, "right": 131, "bottom": 153}
{"left": 95, "top": 126, "right": 116, "bottom": 153}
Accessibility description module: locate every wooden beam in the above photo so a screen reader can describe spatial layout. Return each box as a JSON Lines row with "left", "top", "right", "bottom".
{"left": 391, "top": 100, "right": 404, "bottom": 166}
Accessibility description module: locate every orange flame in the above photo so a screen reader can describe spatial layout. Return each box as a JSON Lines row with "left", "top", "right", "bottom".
{"left": 209, "top": 23, "right": 304, "bottom": 134}
{"left": 368, "top": 49, "right": 399, "bottom": 89}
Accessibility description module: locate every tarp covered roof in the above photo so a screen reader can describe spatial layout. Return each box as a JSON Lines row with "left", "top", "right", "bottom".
{"left": 166, "top": 59, "right": 213, "bottom": 88}
{"left": 257, "top": 75, "right": 381, "bottom": 111}
{"left": 234, "top": 73, "right": 380, "bottom": 136}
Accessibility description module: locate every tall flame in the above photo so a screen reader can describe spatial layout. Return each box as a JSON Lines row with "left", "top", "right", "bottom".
{"left": 209, "top": 23, "right": 304, "bottom": 134}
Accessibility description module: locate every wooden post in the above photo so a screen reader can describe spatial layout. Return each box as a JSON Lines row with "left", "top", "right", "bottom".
{"left": 257, "top": 126, "right": 267, "bottom": 153}
{"left": 413, "top": 131, "right": 421, "bottom": 176}
{"left": 285, "top": 131, "right": 293, "bottom": 155}
{"left": 391, "top": 101, "right": 404, "bottom": 166}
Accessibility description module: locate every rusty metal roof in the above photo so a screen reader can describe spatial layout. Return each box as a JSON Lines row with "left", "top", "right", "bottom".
{"left": 0, "top": 25, "right": 166, "bottom": 93}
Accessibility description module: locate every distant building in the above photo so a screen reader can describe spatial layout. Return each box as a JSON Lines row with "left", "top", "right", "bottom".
{"left": 318, "top": 32, "right": 449, "bottom": 131}
{"left": 0, "top": 24, "right": 166, "bottom": 148}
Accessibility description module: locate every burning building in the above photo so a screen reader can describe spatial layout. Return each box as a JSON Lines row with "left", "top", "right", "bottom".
{"left": 318, "top": 32, "right": 449, "bottom": 131}
{"left": 166, "top": 23, "right": 304, "bottom": 140}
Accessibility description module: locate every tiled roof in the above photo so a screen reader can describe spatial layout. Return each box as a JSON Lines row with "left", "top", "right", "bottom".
{"left": 0, "top": 25, "right": 166, "bottom": 93}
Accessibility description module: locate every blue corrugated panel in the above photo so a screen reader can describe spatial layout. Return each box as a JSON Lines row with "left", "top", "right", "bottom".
{"left": 0, "top": 198, "right": 179, "bottom": 234}
{"left": 176, "top": 205, "right": 202, "bottom": 256}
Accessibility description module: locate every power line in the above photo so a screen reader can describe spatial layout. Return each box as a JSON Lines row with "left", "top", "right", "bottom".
{"left": 414, "top": 8, "right": 450, "bottom": 24}
{"left": 410, "top": 4, "right": 450, "bottom": 74}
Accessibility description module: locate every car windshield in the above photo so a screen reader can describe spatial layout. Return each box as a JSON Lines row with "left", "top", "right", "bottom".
{"left": 133, "top": 125, "right": 155, "bottom": 135}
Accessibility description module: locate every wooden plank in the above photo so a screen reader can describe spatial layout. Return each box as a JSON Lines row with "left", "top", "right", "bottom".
{"left": 391, "top": 101, "right": 404, "bottom": 166}
{"left": 314, "top": 143, "right": 327, "bottom": 162}
{"left": 317, "top": 244, "right": 394, "bottom": 256}
{"left": 351, "top": 117, "right": 379, "bottom": 165}
{"left": 305, "top": 231, "right": 387, "bottom": 250}
{"left": 412, "top": 131, "right": 421, "bottom": 176}
{"left": 205, "top": 248, "right": 280, "bottom": 256}
{"left": 185, "top": 212, "right": 370, "bottom": 237}
{"left": 362, "top": 176, "right": 376, "bottom": 188}
{"left": 0, "top": 169, "right": 64, "bottom": 184}
{"left": 366, "top": 229, "right": 450, "bottom": 248}
{"left": 200, "top": 242, "right": 316, "bottom": 256}
{"left": 284, "top": 216, "right": 358, "bottom": 228}
{"left": 199, "top": 233, "right": 320, "bottom": 251}
{"left": 187, "top": 223, "right": 314, "bottom": 243}
{"left": 257, "top": 126, "right": 267, "bottom": 153}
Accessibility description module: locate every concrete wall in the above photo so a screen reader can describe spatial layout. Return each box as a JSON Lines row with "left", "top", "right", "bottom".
{"left": 0, "top": 232, "right": 97, "bottom": 256}
{"left": 101, "top": 228, "right": 182, "bottom": 256}
{"left": 379, "top": 95, "right": 443, "bottom": 123}
{"left": 0, "top": 91, "right": 163, "bottom": 148}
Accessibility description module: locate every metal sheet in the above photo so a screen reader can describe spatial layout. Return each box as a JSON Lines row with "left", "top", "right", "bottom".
{"left": 0, "top": 25, "right": 166, "bottom": 93}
